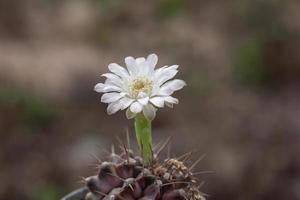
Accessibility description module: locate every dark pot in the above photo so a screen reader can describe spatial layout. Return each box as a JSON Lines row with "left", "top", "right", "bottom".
{"left": 61, "top": 187, "right": 88, "bottom": 200}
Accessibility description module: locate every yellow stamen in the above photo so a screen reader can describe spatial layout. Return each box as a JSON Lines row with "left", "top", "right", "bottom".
{"left": 129, "top": 77, "right": 152, "bottom": 98}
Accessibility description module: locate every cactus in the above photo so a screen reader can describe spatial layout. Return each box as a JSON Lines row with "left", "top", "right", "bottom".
{"left": 84, "top": 144, "right": 205, "bottom": 200}
{"left": 62, "top": 54, "right": 208, "bottom": 200}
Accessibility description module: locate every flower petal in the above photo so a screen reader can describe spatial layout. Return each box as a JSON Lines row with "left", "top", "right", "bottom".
{"left": 137, "top": 61, "right": 149, "bottom": 76}
{"left": 107, "top": 100, "right": 122, "bottom": 115}
{"left": 154, "top": 65, "right": 178, "bottom": 77}
{"left": 119, "top": 97, "right": 134, "bottom": 110}
{"left": 108, "top": 63, "right": 129, "bottom": 79}
{"left": 143, "top": 104, "right": 156, "bottom": 121}
{"left": 147, "top": 54, "right": 158, "bottom": 71}
{"left": 157, "top": 69, "right": 178, "bottom": 86}
{"left": 133, "top": 57, "right": 148, "bottom": 76}
{"left": 159, "top": 79, "right": 186, "bottom": 96}
{"left": 164, "top": 96, "right": 178, "bottom": 108}
{"left": 138, "top": 96, "right": 149, "bottom": 105}
{"left": 150, "top": 96, "right": 164, "bottom": 108}
{"left": 150, "top": 84, "right": 160, "bottom": 96}
{"left": 138, "top": 92, "right": 148, "bottom": 98}
{"left": 135, "top": 57, "right": 146, "bottom": 64}
{"left": 95, "top": 82, "right": 122, "bottom": 93}
{"left": 126, "top": 108, "right": 136, "bottom": 119}
{"left": 153, "top": 65, "right": 167, "bottom": 79}
{"left": 103, "top": 85, "right": 122, "bottom": 92}
{"left": 130, "top": 101, "right": 143, "bottom": 113}
{"left": 94, "top": 83, "right": 106, "bottom": 93}
{"left": 102, "top": 73, "right": 123, "bottom": 88}
{"left": 164, "top": 96, "right": 179, "bottom": 104}
{"left": 154, "top": 65, "right": 179, "bottom": 86}
{"left": 125, "top": 56, "right": 137, "bottom": 75}
{"left": 101, "top": 92, "right": 123, "bottom": 103}
{"left": 165, "top": 102, "right": 173, "bottom": 108}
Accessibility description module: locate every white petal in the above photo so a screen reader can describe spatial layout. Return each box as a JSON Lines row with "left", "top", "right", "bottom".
{"left": 107, "top": 101, "right": 122, "bottom": 115}
{"left": 104, "top": 78, "right": 119, "bottom": 86}
{"left": 108, "top": 63, "right": 129, "bottom": 78}
{"left": 154, "top": 65, "right": 178, "bottom": 77}
{"left": 94, "top": 83, "right": 106, "bottom": 93}
{"left": 135, "top": 57, "right": 146, "bottom": 64}
{"left": 95, "top": 82, "right": 122, "bottom": 93}
{"left": 164, "top": 96, "right": 179, "bottom": 104}
{"left": 154, "top": 65, "right": 179, "bottom": 86}
{"left": 126, "top": 108, "right": 136, "bottom": 119}
{"left": 138, "top": 61, "right": 149, "bottom": 76}
{"left": 150, "top": 96, "right": 164, "bottom": 108}
{"left": 119, "top": 97, "right": 134, "bottom": 110}
{"left": 164, "top": 96, "right": 178, "bottom": 108}
{"left": 133, "top": 57, "right": 148, "bottom": 76}
{"left": 147, "top": 54, "right": 158, "bottom": 71}
{"left": 159, "top": 79, "right": 186, "bottom": 96}
{"left": 143, "top": 104, "right": 156, "bottom": 121}
{"left": 102, "top": 73, "right": 123, "bottom": 87}
{"left": 102, "top": 85, "right": 122, "bottom": 92}
{"left": 168, "top": 65, "right": 179, "bottom": 70}
{"left": 125, "top": 56, "right": 137, "bottom": 75}
{"left": 150, "top": 84, "right": 160, "bottom": 96}
{"left": 153, "top": 65, "right": 167, "bottom": 79}
{"left": 102, "top": 73, "right": 119, "bottom": 79}
{"left": 101, "top": 92, "right": 122, "bottom": 103}
{"left": 157, "top": 69, "right": 178, "bottom": 86}
{"left": 138, "top": 97, "right": 149, "bottom": 105}
{"left": 165, "top": 102, "right": 173, "bottom": 108}
{"left": 137, "top": 92, "right": 148, "bottom": 98}
{"left": 130, "top": 101, "right": 143, "bottom": 113}
{"left": 164, "top": 79, "right": 186, "bottom": 90}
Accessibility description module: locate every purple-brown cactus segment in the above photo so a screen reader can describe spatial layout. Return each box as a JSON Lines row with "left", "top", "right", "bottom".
{"left": 115, "top": 163, "right": 137, "bottom": 179}
{"left": 141, "top": 181, "right": 161, "bottom": 199}
{"left": 99, "top": 162, "right": 123, "bottom": 188}
{"left": 162, "top": 189, "right": 186, "bottom": 200}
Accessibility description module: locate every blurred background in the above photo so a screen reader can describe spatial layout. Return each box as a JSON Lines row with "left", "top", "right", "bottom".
{"left": 1, "top": 0, "right": 300, "bottom": 199}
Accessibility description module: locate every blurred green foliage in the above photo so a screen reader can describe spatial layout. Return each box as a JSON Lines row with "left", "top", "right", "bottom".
{"left": 157, "top": 0, "right": 185, "bottom": 19}
{"left": 96, "top": 24, "right": 112, "bottom": 46}
{"left": 237, "top": 0, "right": 286, "bottom": 39}
{"left": 30, "top": 183, "right": 64, "bottom": 200}
{"left": 0, "top": 86, "right": 22, "bottom": 107}
{"left": 186, "top": 70, "right": 210, "bottom": 97}
{"left": 238, "top": 0, "right": 290, "bottom": 40}
{"left": 21, "top": 96, "right": 56, "bottom": 130}
{"left": 232, "top": 38, "right": 270, "bottom": 89}
{"left": 0, "top": 86, "right": 57, "bottom": 131}
{"left": 97, "top": 0, "right": 121, "bottom": 15}
{"left": 232, "top": 0, "right": 291, "bottom": 90}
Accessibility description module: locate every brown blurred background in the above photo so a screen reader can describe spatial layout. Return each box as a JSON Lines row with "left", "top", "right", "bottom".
{"left": 1, "top": 0, "right": 300, "bottom": 199}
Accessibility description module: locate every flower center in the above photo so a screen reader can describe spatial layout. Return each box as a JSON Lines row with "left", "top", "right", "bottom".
{"left": 129, "top": 77, "right": 153, "bottom": 98}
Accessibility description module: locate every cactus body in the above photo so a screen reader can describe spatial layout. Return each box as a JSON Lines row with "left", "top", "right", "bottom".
{"left": 85, "top": 149, "right": 205, "bottom": 200}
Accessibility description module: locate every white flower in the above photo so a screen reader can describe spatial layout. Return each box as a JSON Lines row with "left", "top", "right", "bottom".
{"left": 94, "top": 54, "right": 186, "bottom": 120}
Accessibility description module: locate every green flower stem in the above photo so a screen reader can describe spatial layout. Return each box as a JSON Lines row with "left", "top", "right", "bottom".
{"left": 134, "top": 114, "right": 153, "bottom": 165}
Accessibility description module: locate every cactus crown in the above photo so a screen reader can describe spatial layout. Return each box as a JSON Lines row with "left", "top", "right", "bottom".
{"left": 89, "top": 54, "right": 206, "bottom": 200}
